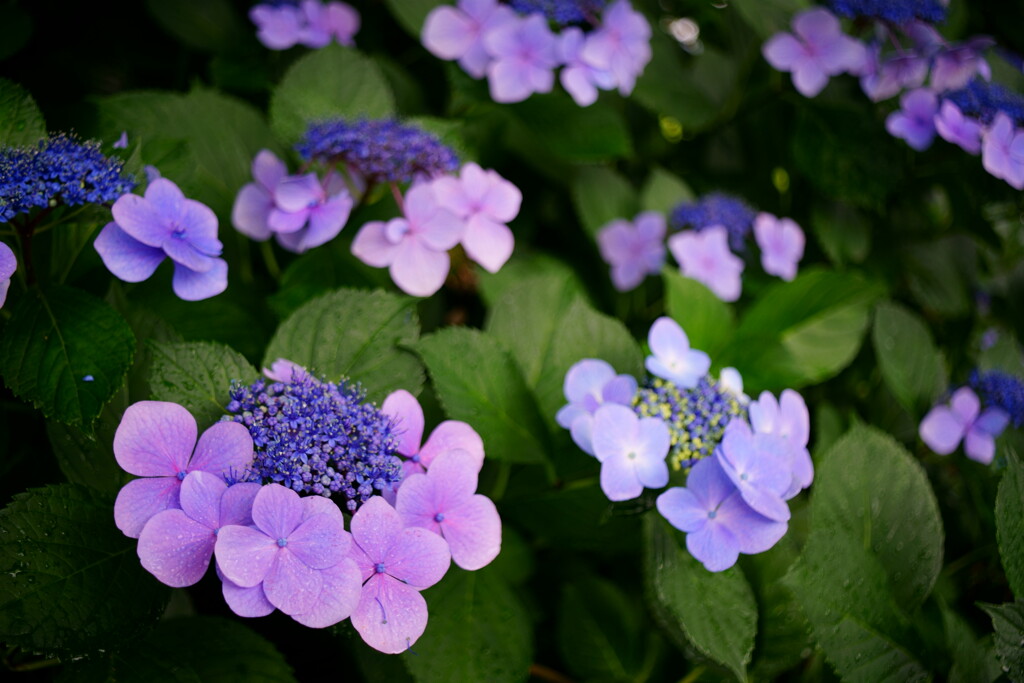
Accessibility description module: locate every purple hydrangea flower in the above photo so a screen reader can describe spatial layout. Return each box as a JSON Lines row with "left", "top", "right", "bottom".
{"left": 591, "top": 403, "right": 670, "bottom": 501}
{"left": 396, "top": 448, "right": 502, "bottom": 570}
{"left": 579, "top": 0, "right": 651, "bottom": 96}
{"left": 719, "top": 367, "right": 749, "bottom": 405}
{"left": 137, "top": 471, "right": 261, "bottom": 587}
{"left": 380, "top": 389, "right": 485, "bottom": 483}
{"left": 422, "top": 0, "right": 518, "bottom": 78}
{"left": 970, "top": 370, "right": 1024, "bottom": 428}
{"left": 113, "top": 131, "right": 129, "bottom": 149}
{"left": 934, "top": 100, "right": 983, "bottom": 154}
{"left": 667, "top": 226, "right": 744, "bottom": 302}
{"left": 113, "top": 401, "right": 255, "bottom": 538}
{"left": 509, "top": 0, "right": 606, "bottom": 25}
{"left": 644, "top": 317, "right": 711, "bottom": 390}
{"left": 931, "top": 39, "right": 992, "bottom": 92}
{"left": 431, "top": 162, "right": 521, "bottom": 273}
{"left": 747, "top": 389, "right": 813, "bottom": 497}
{"left": 483, "top": 13, "right": 560, "bottom": 103}
{"left": 349, "top": 496, "right": 451, "bottom": 653}
{"left": 0, "top": 241, "right": 15, "bottom": 308}
{"left": 669, "top": 192, "right": 756, "bottom": 252}
{"left": 94, "top": 178, "right": 228, "bottom": 301}
{"left": 656, "top": 456, "right": 788, "bottom": 572}
{"left": 981, "top": 112, "right": 1024, "bottom": 190}
{"left": 215, "top": 484, "right": 351, "bottom": 616}
{"left": 886, "top": 88, "right": 939, "bottom": 151}
{"left": 596, "top": 211, "right": 667, "bottom": 292}
{"left": 753, "top": 212, "right": 804, "bottom": 281}
{"left": 250, "top": 0, "right": 359, "bottom": 50}
{"left": 717, "top": 420, "right": 790, "bottom": 522}
{"left": 858, "top": 47, "right": 929, "bottom": 102}
{"left": 351, "top": 182, "right": 464, "bottom": 297}
{"left": 919, "top": 386, "right": 1010, "bottom": 464}
{"left": 762, "top": 8, "right": 867, "bottom": 98}
{"left": 556, "top": 358, "right": 638, "bottom": 455}
{"left": 558, "top": 27, "right": 615, "bottom": 106}
{"left": 250, "top": 3, "right": 303, "bottom": 49}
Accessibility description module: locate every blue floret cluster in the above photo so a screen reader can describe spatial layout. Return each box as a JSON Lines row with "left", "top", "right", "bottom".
{"left": 970, "top": 369, "right": 1024, "bottom": 428}
{"left": 827, "top": 0, "right": 947, "bottom": 23}
{"left": 943, "top": 79, "right": 1024, "bottom": 127}
{"left": 507, "top": 0, "right": 607, "bottom": 25}
{"left": 669, "top": 192, "right": 757, "bottom": 252}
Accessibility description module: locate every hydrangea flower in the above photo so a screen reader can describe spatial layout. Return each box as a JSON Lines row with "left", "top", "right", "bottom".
{"left": 349, "top": 496, "right": 451, "bottom": 653}
{"left": 762, "top": 8, "right": 868, "bottom": 98}
{"left": 930, "top": 39, "right": 992, "bottom": 92}
{"left": 934, "top": 101, "right": 982, "bottom": 154}
{"left": 591, "top": 404, "right": 670, "bottom": 501}
{"left": 969, "top": 370, "right": 1024, "bottom": 429}
{"left": 747, "top": 390, "right": 813, "bottom": 497}
{"left": 113, "top": 401, "right": 255, "bottom": 537}
{"left": 860, "top": 50, "right": 929, "bottom": 102}
{"left": 596, "top": 211, "right": 666, "bottom": 292}
{"left": 886, "top": 88, "right": 938, "bottom": 151}
{"left": 669, "top": 192, "right": 756, "bottom": 252}
{"left": 395, "top": 448, "right": 502, "bottom": 570}
{"left": 215, "top": 484, "right": 352, "bottom": 616}
{"left": 250, "top": 0, "right": 359, "bottom": 50}
{"left": 556, "top": 358, "right": 638, "bottom": 455}
{"left": 298, "top": 119, "right": 459, "bottom": 185}
{"left": 0, "top": 133, "right": 135, "bottom": 224}
{"left": 226, "top": 365, "right": 403, "bottom": 511}
{"left": 981, "top": 112, "right": 1024, "bottom": 190}
{"left": 944, "top": 79, "right": 1024, "bottom": 127}
{"left": 431, "top": 162, "right": 521, "bottom": 273}
{"left": 919, "top": 386, "right": 1010, "bottom": 464}
{"left": 94, "top": 178, "right": 228, "bottom": 301}
{"left": 578, "top": 0, "right": 651, "bottom": 95}
{"left": 0, "top": 241, "right": 15, "bottom": 308}
{"left": 380, "top": 389, "right": 485, "bottom": 482}
{"left": 667, "top": 226, "right": 744, "bottom": 302}
{"left": 753, "top": 212, "right": 804, "bottom": 281}
{"left": 483, "top": 13, "right": 560, "bottom": 103}
{"left": 717, "top": 421, "right": 791, "bottom": 522}
{"left": 644, "top": 317, "right": 711, "bottom": 390}
{"left": 559, "top": 26, "right": 616, "bottom": 106}
{"left": 656, "top": 456, "right": 788, "bottom": 572}
{"left": 509, "top": 0, "right": 606, "bottom": 25}
{"left": 422, "top": 0, "right": 518, "bottom": 78}
{"left": 350, "top": 182, "right": 464, "bottom": 297}
{"left": 136, "top": 471, "right": 260, "bottom": 587}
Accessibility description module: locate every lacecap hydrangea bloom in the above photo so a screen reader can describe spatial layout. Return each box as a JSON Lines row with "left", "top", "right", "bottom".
{"left": 558, "top": 316, "right": 813, "bottom": 571}
{"left": 249, "top": 0, "right": 359, "bottom": 50}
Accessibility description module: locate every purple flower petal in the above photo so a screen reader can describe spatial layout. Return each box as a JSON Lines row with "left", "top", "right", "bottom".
{"left": 94, "top": 223, "right": 167, "bottom": 283}
{"left": 188, "top": 420, "right": 254, "bottom": 480}
{"left": 275, "top": 174, "right": 323, "bottom": 213}
{"left": 113, "top": 401, "right": 196, "bottom": 477}
{"left": 215, "top": 524, "right": 278, "bottom": 587}
{"left": 137, "top": 508, "right": 215, "bottom": 587}
{"left": 252, "top": 149, "right": 287, "bottom": 190}
{"left": 390, "top": 239, "right": 450, "bottom": 297}
{"left": 111, "top": 190, "right": 170, "bottom": 248}
{"left": 753, "top": 213, "right": 804, "bottom": 281}
{"left": 352, "top": 574, "right": 428, "bottom": 654}
{"left": 422, "top": 5, "right": 477, "bottom": 60}
{"left": 286, "top": 512, "right": 347, "bottom": 570}
{"left": 667, "top": 226, "right": 744, "bottom": 302}
{"left": 263, "top": 548, "right": 324, "bottom": 615}
{"left": 382, "top": 526, "right": 451, "bottom": 588}
{"left": 251, "top": 5, "right": 302, "bottom": 50}
{"left": 251, "top": 484, "right": 304, "bottom": 540}
{"left": 350, "top": 496, "right": 404, "bottom": 573}
{"left": 114, "top": 476, "right": 182, "bottom": 538}
{"left": 351, "top": 220, "right": 398, "bottom": 267}
{"left": 645, "top": 317, "right": 710, "bottom": 388}
{"left": 171, "top": 258, "right": 228, "bottom": 301}
{"left": 291, "top": 558, "right": 362, "bottom": 628}
{"left": 231, "top": 183, "right": 275, "bottom": 241}
{"left": 440, "top": 495, "right": 501, "bottom": 570}
{"left": 463, "top": 214, "right": 514, "bottom": 273}
{"left": 919, "top": 405, "right": 967, "bottom": 455}
{"left": 685, "top": 519, "right": 741, "bottom": 572}
{"left": 219, "top": 482, "right": 261, "bottom": 527}
{"left": 220, "top": 569, "right": 275, "bottom": 617}
{"left": 381, "top": 389, "right": 426, "bottom": 457}
{"left": 178, "top": 470, "right": 227, "bottom": 530}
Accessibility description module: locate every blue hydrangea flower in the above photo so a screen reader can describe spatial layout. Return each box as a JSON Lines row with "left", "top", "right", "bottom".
{"left": 970, "top": 370, "right": 1024, "bottom": 428}
{"left": 225, "top": 365, "right": 403, "bottom": 511}
{"left": 508, "top": 0, "right": 606, "bottom": 26}
{"left": 669, "top": 192, "right": 757, "bottom": 252}
{"left": 943, "top": 79, "right": 1024, "bottom": 127}
{"left": 0, "top": 133, "right": 135, "bottom": 224}
{"left": 827, "top": 0, "right": 946, "bottom": 23}
{"left": 297, "top": 119, "right": 459, "bottom": 184}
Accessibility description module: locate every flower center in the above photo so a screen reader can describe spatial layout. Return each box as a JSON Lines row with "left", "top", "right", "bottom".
{"left": 277, "top": 538, "right": 288, "bottom": 548}
{"left": 434, "top": 512, "right": 445, "bottom": 523}
{"left": 374, "top": 562, "right": 386, "bottom": 574}
{"left": 176, "top": 471, "right": 187, "bottom": 481}
{"left": 627, "top": 451, "right": 637, "bottom": 460}
{"left": 707, "top": 510, "right": 717, "bottom": 519}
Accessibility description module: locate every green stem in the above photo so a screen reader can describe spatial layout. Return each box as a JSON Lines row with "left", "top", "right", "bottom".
{"left": 489, "top": 461, "right": 511, "bottom": 501}
{"left": 260, "top": 240, "right": 282, "bottom": 282}
{"left": 678, "top": 666, "right": 706, "bottom": 683}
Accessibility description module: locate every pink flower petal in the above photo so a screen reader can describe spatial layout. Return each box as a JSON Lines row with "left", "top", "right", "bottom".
{"left": 188, "top": 420, "right": 254, "bottom": 480}
{"left": 251, "top": 484, "right": 304, "bottom": 539}
{"left": 462, "top": 214, "right": 513, "bottom": 273}
{"left": 350, "top": 496, "right": 404, "bottom": 576}
{"left": 389, "top": 240, "right": 450, "bottom": 297}
{"left": 220, "top": 569, "right": 275, "bottom": 617}
{"left": 215, "top": 524, "right": 278, "bottom": 587}
{"left": 114, "top": 401, "right": 196, "bottom": 477}
{"left": 178, "top": 470, "right": 226, "bottom": 530}
{"left": 352, "top": 574, "right": 428, "bottom": 654}
{"left": 440, "top": 495, "right": 501, "bottom": 570}
{"left": 287, "top": 512, "right": 347, "bottom": 570}
{"left": 381, "top": 390, "right": 425, "bottom": 457}
{"left": 137, "top": 509, "right": 215, "bottom": 587}
{"left": 114, "top": 476, "right": 182, "bottom": 538}
{"left": 291, "top": 558, "right": 362, "bottom": 628}
{"left": 384, "top": 526, "right": 451, "bottom": 588}
{"left": 419, "top": 420, "right": 485, "bottom": 470}
{"left": 263, "top": 548, "right": 324, "bottom": 615}
{"left": 351, "top": 220, "right": 397, "bottom": 268}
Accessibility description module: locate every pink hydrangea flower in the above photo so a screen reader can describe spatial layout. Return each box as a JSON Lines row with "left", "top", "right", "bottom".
{"left": 934, "top": 100, "right": 982, "bottom": 155}
{"left": 579, "top": 0, "right": 652, "bottom": 95}
{"left": 422, "top": 0, "right": 517, "bottom": 78}
{"left": 763, "top": 8, "right": 867, "bottom": 97}
{"left": 483, "top": 13, "right": 560, "bottom": 103}
{"left": 596, "top": 211, "right": 667, "bottom": 292}
{"left": 667, "top": 226, "right": 744, "bottom": 302}
{"left": 559, "top": 27, "right": 616, "bottom": 106}
{"left": 982, "top": 112, "right": 1024, "bottom": 190}
{"left": 886, "top": 88, "right": 938, "bottom": 151}
{"left": 753, "top": 212, "right": 804, "bottom": 281}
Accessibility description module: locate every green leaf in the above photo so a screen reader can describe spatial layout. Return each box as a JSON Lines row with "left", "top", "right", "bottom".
{"left": 996, "top": 453, "right": 1024, "bottom": 599}
{"left": 0, "top": 286, "right": 135, "bottom": 427}
{"left": 570, "top": 166, "right": 638, "bottom": 239}
{"left": 812, "top": 203, "right": 871, "bottom": 266}
{"left": 981, "top": 602, "right": 1024, "bottom": 682}
{"left": 0, "top": 484, "right": 168, "bottom": 656}
{"left": 0, "top": 78, "right": 45, "bottom": 147}
{"left": 414, "top": 327, "right": 549, "bottom": 464}
{"left": 145, "top": 0, "right": 245, "bottom": 52}
{"left": 384, "top": 0, "right": 445, "bottom": 38}
{"left": 663, "top": 268, "right": 735, "bottom": 358}
{"left": 784, "top": 425, "right": 943, "bottom": 680}
{"left": 404, "top": 569, "right": 532, "bottom": 683}
{"left": 633, "top": 33, "right": 719, "bottom": 132}
{"left": 46, "top": 392, "right": 129, "bottom": 495}
{"left": 0, "top": 7, "right": 31, "bottom": 62}
{"left": 942, "top": 604, "right": 1001, "bottom": 683}
{"left": 269, "top": 45, "right": 395, "bottom": 143}
{"left": 509, "top": 93, "right": 632, "bottom": 163}
{"left": 264, "top": 288, "right": 422, "bottom": 403}
{"left": 904, "top": 236, "right": 977, "bottom": 317}
{"left": 730, "top": 0, "right": 811, "bottom": 37}
{"left": 872, "top": 301, "right": 946, "bottom": 413}
{"left": 640, "top": 167, "right": 694, "bottom": 214}
{"left": 644, "top": 516, "right": 756, "bottom": 681}
{"left": 476, "top": 252, "right": 586, "bottom": 309}
{"left": 720, "top": 268, "right": 884, "bottom": 391}
{"left": 148, "top": 341, "right": 258, "bottom": 431}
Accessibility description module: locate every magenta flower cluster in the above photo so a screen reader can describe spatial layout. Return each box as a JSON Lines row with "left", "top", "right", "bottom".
{"left": 421, "top": 0, "right": 651, "bottom": 105}
{"left": 595, "top": 196, "right": 804, "bottom": 299}
{"left": 764, "top": 6, "right": 1024, "bottom": 188}
{"left": 250, "top": 0, "right": 359, "bottom": 50}
{"left": 113, "top": 385, "right": 501, "bottom": 653}
{"left": 557, "top": 317, "right": 813, "bottom": 571}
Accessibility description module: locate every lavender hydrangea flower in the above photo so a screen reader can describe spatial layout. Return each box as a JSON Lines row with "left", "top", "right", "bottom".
{"left": 136, "top": 471, "right": 260, "bottom": 587}
{"left": 859, "top": 48, "right": 929, "bottom": 102}
{"left": 556, "top": 358, "right": 638, "bottom": 455}
{"left": 483, "top": 13, "right": 560, "bottom": 103}
{"left": 559, "top": 27, "right": 616, "bottom": 107}
{"left": 981, "top": 112, "right": 1024, "bottom": 190}
{"left": 656, "top": 456, "right": 788, "bottom": 572}
{"left": 113, "top": 401, "right": 255, "bottom": 538}
{"left": 0, "top": 242, "right": 15, "bottom": 308}
{"left": 431, "top": 162, "right": 521, "bottom": 273}
{"left": 215, "top": 484, "right": 350, "bottom": 616}
{"left": 380, "top": 389, "right": 485, "bottom": 482}
{"left": 886, "top": 88, "right": 938, "bottom": 151}
{"left": 931, "top": 39, "right": 992, "bottom": 92}
{"left": 753, "top": 213, "right": 804, "bottom": 282}
{"left": 579, "top": 0, "right": 651, "bottom": 95}
{"left": 596, "top": 211, "right": 666, "bottom": 292}
{"left": 667, "top": 226, "right": 744, "bottom": 302}
{"left": 422, "top": 0, "right": 517, "bottom": 78}
{"left": 934, "top": 101, "right": 983, "bottom": 154}
{"left": 763, "top": 8, "right": 868, "bottom": 98}
{"left": 250, "top": 0, "right": 359, "bottom": 50}
{"left": 250, "top": 3, "right": 303, "bottom": 49}
{"left": 94, "top": 178, "right": 228, "bottom": 301}
{"left": 644, "top": 317, "right": 711, "bottom": 390}
{"left": 748, "top": 390, "right": 813, "bottom": 497}
{"left": 717, "top": 421, "right": 790, "bottom": 522}
{"left": 919, "top": 386, "right": 1010, "bottom": 464}
{"left": 349, "top": 496, "right": 451, "bottom": 653}
{"left": 591, "top": 404, "right": 670, "bottom": 501}
{"left": 351, "top": 182, "right": 464, "bottom": 297}
{"left": 396, "top": 448, "right": 502, "bottom": 570}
